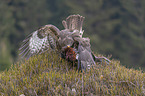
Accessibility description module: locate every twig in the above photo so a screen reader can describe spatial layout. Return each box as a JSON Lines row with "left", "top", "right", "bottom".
{"left": 82, "top": 71, "right": 84, "bottom": 96}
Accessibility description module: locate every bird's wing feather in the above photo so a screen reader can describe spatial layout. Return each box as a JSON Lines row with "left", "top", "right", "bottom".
{"left": 62, "top": 14, "right": 85, "bottom": 37}
{"left": 19, "top": 24, "right": 60, "bottom": 59}
{"left": 78, "top": 38, "right": 96, "bottom": 70}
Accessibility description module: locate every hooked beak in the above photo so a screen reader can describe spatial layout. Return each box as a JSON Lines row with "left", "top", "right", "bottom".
{"left": 62, "top": 45, "right": 71, "bottom": 51}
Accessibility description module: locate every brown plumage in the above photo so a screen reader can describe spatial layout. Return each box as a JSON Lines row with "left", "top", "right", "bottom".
{"left": 64, "top": 46, "right": 76, "bottom": 62}
{"left": 19, "top": 14, "right": 111, "bottom": 71}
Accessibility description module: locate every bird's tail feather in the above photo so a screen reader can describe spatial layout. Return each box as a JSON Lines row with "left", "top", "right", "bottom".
{"left": 62, "top": 14, "right": 85, "bottom": 32}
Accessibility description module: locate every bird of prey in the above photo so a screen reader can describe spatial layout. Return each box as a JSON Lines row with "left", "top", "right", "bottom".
{"left": 19, "top": 14, "right": 110, "bottom": 70}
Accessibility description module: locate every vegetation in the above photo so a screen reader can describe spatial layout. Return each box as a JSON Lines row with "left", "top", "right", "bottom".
{"left": 0, "top": 51, "right": 145, "bottom": 95}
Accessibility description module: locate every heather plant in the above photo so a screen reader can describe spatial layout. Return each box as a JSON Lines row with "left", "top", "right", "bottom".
{"left": 0, "top": 51, "right": 145, "bottom": 95}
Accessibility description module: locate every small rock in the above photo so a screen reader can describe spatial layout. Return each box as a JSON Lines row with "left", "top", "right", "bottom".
{"left": 20, "top": 94, "right": 25, "bottom": 96}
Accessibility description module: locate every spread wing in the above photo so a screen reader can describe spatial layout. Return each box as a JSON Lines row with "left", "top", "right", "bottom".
{"left": 19, "top": 24, "right": 60, "bottom": 59}
{"left": 62, "top": 14, "right": 85, "bottom": 37}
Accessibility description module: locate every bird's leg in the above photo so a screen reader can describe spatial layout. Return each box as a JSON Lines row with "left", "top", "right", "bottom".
{"left": 94, "top": 56, "right": 111, "bottom": 64}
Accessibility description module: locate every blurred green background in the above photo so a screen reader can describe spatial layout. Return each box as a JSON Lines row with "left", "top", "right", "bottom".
{"left": 0, "top": 0, "right": 145, "bottom": 71}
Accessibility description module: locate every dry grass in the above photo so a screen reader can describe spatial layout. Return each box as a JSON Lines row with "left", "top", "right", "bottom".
{"left": 0, "top": 51, "right": 145, "bottom": 96}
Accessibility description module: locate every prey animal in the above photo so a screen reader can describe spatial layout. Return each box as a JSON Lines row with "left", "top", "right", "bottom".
{"left": 19, "top": 14, "right": 110, "bottom": 70}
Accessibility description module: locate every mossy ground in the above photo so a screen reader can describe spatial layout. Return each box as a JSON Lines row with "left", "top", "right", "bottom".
{"left": 0, "top": 51, "right": 145, "bottom": 96}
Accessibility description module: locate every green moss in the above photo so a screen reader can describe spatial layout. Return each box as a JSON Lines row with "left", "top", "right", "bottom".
{"left": 0, "top": 51, "right": 145, "bottom": 95}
